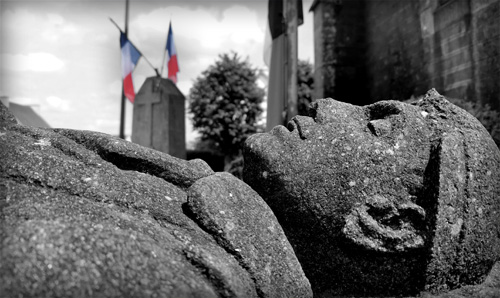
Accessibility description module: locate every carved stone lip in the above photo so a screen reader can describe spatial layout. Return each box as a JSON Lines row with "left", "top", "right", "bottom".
{"left": 269, "top": 123, "right": 300, "bottom": 141}
{"left": 270, "top": 124, "right": 294, "bottom": 137}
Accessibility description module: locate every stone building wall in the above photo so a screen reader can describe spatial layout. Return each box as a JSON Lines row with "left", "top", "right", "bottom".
{"left": 365, "top": 0, "right": 431, "bottom": 101}
{"left": 471, "top": 0, "right": 500, "bottom": 110}
{"left": 433, "top": 0, "right": 475, "bottom": 101}
{"left": 311, "top": 0, "right": 369, "bottom": 105}
{"left": 310, "top": 0, "right": 500, "bottom": 110}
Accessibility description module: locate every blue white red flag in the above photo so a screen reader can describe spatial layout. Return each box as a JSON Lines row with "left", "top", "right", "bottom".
{"left": 166, "top": 22, "right": 179, "bottom": 83}
{"left": 120, "top": 32, "right": 141, "bottom": 103}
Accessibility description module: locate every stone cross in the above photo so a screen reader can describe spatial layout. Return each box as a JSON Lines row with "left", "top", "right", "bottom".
{"left": 131, "top": 76, "right": 186, "bottom": 159}
{"left": 135, "top": 90, "right": 160, "bottom": 147}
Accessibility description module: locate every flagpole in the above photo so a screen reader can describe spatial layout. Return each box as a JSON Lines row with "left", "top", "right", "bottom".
{"left": 119, "top": 0, "right": 129, "bottom": 140}
{"left": 284, "top": 0, "right": 298, "bottom": 123}
{"left": 283, "top": 0, "right": 288, "bottom": 125}
{"left": 110, "top": 17, "right": 158, "bottom": 73}
{"left": 160, "top": 22, "right": 170, "bottom": 78}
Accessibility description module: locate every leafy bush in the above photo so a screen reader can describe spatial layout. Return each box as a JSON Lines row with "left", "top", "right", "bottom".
{"left": 188, "top": 52, "right": 265, "bottom": 161}
{"left": 297, "top": 60, "right": 314, "bottom": 116}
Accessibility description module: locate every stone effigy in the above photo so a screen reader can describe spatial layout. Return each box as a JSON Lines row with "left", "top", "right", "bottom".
{"left": 243, "top": 89, "right": 500, "bottom": 297}
{"left": 3, "top": 88, "right": 499, "bottom": 298}
{"left": 0, "top": 102, "right": 312, "bottom": 298}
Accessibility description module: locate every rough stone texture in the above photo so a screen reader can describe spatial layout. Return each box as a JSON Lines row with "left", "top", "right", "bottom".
{"left": 421, "top": 261, "right": 500, "bottom": 298}
{"left": 187, "top": 173, "right": 312, "bottom": 298}
{"left": 53, "top": 128, "right": 210, "bottom": 189}
{"left": 243, "top": 89, "right": 500, "bottom": 297}
{"left": 0, "top": 102, "right": 312, "bottom": 298}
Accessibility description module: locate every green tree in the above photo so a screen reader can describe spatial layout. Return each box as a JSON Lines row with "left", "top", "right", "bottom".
{"left": 189, "top": 52, "right": 265, "bottom": 161}
{"left": 297, "top": 60, "right": 314, "bottom": 116}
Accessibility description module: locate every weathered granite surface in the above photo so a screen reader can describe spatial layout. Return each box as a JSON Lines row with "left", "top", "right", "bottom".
{"left": 244, "top": 89, "right": 500, "bottom": 297}
{"left": 421, "top": 261, "right": 500, "bottom": 298}
{"left": 0, "top": 102, "right": 312, "bottom": 298}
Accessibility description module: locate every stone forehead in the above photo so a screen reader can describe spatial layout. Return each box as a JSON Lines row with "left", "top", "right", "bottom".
{"left": 310, "top": 97, "right": 409, "bottom": 123}
{"left": 306, "top": 98, "right": 428, "bottom": 145}
{"left": 308, "top": 90, "right": 478, "bottom": 129}
{"left": 300, "top": 90, "right": 492, "bottom": 154}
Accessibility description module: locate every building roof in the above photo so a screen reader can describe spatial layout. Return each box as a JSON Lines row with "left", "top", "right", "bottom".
{"left": 9, "top": 103, "right": 51, "bottom": 128}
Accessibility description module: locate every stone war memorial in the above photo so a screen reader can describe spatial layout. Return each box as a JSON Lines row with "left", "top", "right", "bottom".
{"left": 132, "top": 76, "right": 186, "bottom": 159}
{"left": 1, "top": 89, "right": 500, "bottom": 297}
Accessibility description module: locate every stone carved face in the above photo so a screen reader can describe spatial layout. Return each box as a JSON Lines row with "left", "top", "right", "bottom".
{"left": 243, "top": 90, "right": 500, "bottom": 296}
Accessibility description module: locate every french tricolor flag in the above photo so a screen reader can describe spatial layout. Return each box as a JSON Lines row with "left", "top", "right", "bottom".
{"left": 166, "top": 22, "right": 179, "bottom": 83}
{"left": 120, "top": 32, "right": 141, "bottom": 103}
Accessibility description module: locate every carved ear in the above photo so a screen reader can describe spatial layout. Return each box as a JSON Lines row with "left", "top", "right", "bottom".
{"left": 342, "top": 195, "right": 426, "bottom": 253}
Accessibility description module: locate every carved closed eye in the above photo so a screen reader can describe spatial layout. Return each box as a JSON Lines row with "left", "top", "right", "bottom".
{"left": 367, "top": 101, "right": 403, "bottom": 119}
{"left": 342, "top": 195, "right": 426, "bottom": 253}
{"left": 365, "top": 101, "right": 403, "bottom": 137}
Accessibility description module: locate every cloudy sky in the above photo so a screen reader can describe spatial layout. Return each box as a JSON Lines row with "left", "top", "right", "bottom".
{"left": 0, "top": 0, "right": 314, "bottom": 146}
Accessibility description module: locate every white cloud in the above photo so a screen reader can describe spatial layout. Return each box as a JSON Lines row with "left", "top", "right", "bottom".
{"left": 2, "top": 9, "right": 36, "bottom": 40}
{"left": 2, "top": 8, "right": 83, "bottom": 50}
{"left": 47, "top": 13, "right": 64, "bottom": 26}
{"left": 179, "top": 5, "right": 263, "bottom": 49}
{"left": 3, "top": 52, "right": 65, "bottom": 72}
{"left": 9, "top": 96, "right": 40, "bottom": 106}
{"left": 41, "top": 13, "right": 79, "bottom": 43}
{"left": 177, "top": 80, "right": 192, "bottom": 96}
{"left": 131, "top": 4, "right": 266, "bottom": 74}
{"left": 223, "top": 6, "right": 265, "bottom": 45}
{"left": 94, "top": 118, "right": 120, "bottom": 133}
{"left": 108, "top": 80, "right": 123, "bottom": 96}
{"left": 45, "top": 95, "right": 70, "bottom": 111}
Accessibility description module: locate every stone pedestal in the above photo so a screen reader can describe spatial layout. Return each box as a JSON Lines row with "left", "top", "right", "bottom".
{"left": 132, "top": 76, "right": 186, "bottom": 159}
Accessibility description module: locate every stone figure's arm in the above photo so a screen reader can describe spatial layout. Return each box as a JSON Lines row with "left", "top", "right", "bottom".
{"left": 185, "top": 172, "right": 313, "bottom": 298}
